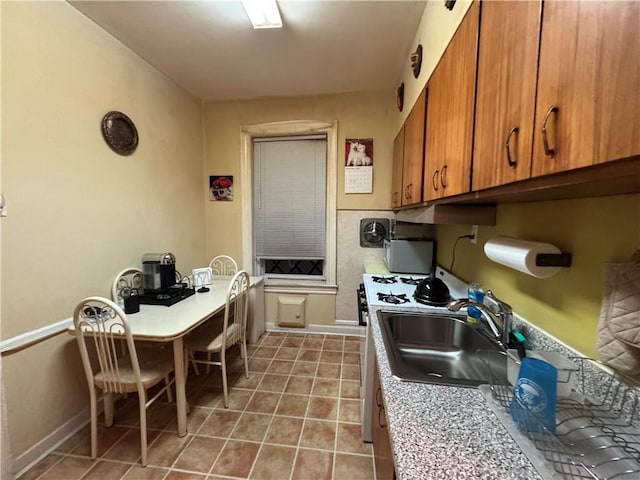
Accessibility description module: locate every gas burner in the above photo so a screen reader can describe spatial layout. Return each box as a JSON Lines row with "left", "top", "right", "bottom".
{"left": 377, "top": 292, "right": 410, "bottom": 304}
{"left": 372, "top": 275, "right": 397, "bottom": 284}
{"left": 399, "top": 276, "right": 423, "bottom": 285}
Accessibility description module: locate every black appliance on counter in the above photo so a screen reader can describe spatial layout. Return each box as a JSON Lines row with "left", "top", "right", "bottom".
{"left": 142, "top": 252, "right": 177, "bottom": 291}
{"left": 138, "top": 252, "right": 195, "bottom": 306}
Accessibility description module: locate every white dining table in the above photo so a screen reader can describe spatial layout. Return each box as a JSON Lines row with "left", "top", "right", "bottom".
{"left": 69, "top": 276, "right": 263, "bottom": 437}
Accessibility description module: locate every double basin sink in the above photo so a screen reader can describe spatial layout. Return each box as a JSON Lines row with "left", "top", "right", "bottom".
{"left": 377, "top": 310, "right": 507, "bottom": 387}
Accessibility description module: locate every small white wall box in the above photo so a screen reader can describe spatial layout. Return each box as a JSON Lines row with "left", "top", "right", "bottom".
{"left": 277, "top": 295, "right": 306, "bottom": 328}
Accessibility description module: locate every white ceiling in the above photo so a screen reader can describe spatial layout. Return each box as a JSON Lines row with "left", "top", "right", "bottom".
{"left": 69, "top": 0, "right": 427, "bottom": 101}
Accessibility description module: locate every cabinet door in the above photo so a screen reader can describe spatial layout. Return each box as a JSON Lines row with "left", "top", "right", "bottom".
{"left": 424, "top": 1, "right": 479, "bottom": 200}
{"left": 391, "top": 126, "right": 405, "bottom": 208}
{"left": 532, "top": 1, "right": 640, "bottom": 177}
{"left": 472, "top": 1, "right": 541, "bottom": 191}
{"left": 401, "top": 89, "right": 426, "bottom": 206}
{"left": 372, "top": 360, "right": 395, "bottom": 480}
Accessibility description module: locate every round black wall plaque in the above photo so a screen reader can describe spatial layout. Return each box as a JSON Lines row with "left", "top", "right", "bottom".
{"left": 101, "top": 111, "right": 138, "bottom": 156}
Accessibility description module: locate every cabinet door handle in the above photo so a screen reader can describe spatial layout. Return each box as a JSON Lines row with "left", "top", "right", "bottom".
{"left": 440, "top": 165, "right": 447, "bottom": 189}
{"left": 378, "top": 407, "right": 387, "bottom": 428}
{"left": 432, "top": 170, "right": 439, "bottom": 191}
{"left": 376, "top": 387, "right": 383, "bottom": 407}
{"left": 541, "top": 106, "right": 559, "bottom": 157}
{"left": 506, "top": 127, "right": 519, "bottom": 167}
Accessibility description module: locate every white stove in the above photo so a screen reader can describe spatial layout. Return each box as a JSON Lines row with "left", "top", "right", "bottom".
{"left": 363, "top": 265, "right": 468, "bottom": 313}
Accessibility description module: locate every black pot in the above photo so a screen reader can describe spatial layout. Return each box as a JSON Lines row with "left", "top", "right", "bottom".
{"left": 413, "top": 275, "right": 452, "bottom": 306}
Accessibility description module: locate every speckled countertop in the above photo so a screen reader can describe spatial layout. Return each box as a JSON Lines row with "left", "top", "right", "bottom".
{"left": 369, "top": 306, "right": 543, "bottom": 480}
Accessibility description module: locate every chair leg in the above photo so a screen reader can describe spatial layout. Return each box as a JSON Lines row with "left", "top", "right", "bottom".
{"left": 183, "top": 348, "right": 191, "bottom": 415}
{"left": 206, "top": 352, "right": 212, "bottom": 374}
{"left": 139, "top": 393, "right": 148, "bottom": 467}
{"left": 241, "top": 340, "right": 249, "bottom": 379}
{"left": 189, "top": 350, "right": 200, "bottom": 376}
{"left": 89, "top": 389, "right": 98, "bottom": 459}
{"left": 165, "top": 375, "right": 174, "bottom": 403}
{"left": 220, "top": 351, "right": 228, "bottom": 408}
{"left": 104, "top": 392, "right": 114, "bottom": 427}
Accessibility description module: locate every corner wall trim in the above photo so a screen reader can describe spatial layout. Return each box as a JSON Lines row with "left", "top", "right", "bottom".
{"left": 1, "top": 318, "right": 73, "bottom": 355}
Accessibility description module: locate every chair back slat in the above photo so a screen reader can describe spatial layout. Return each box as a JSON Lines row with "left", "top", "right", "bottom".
{"left": 111, "top": 268, "right": 143, "bottom": 302}
{"left": 209, "top": 255, "right": 239, "bottom": 277}
{"left": 223, "top": 270, "right": 249, "bottom": 345}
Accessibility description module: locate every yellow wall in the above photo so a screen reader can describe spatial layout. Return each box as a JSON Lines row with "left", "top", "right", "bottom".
{"left": 436, "top": 194, "right": 640, "bottom": 358}
{"left": 1, "top": 1, "right": 205, "bottom": 463}
{"left": 202, "top": 91, "right": 396, "bottom": 264}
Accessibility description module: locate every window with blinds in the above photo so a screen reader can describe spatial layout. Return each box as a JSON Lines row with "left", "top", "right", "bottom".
{"left": 253, "top": 135, "right": 327, "bottom": 276}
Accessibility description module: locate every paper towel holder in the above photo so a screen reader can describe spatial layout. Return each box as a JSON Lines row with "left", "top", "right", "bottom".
{"left": 484, "top": 236, "right": 573, "bottom": 278}
{"left": 535, "top": 252, "right": 572, "bottom": 268}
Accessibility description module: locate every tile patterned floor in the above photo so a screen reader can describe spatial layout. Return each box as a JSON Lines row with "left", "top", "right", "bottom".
{"left": 18, "top": 332, "right": 374, "bottom": 480}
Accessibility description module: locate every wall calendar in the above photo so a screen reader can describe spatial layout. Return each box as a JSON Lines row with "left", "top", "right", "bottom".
{"left": 344, "top": 138, "right": 373, "bottom": 194}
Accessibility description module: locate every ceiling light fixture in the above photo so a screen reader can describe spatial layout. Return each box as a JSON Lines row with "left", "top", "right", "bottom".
{"left": 241, "top": 0, "right": 283, "bottom": 29}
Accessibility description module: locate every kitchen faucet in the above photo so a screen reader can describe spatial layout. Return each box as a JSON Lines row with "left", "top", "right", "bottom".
{"left": 447, "top": 290, "right": 513, "bottom": 348}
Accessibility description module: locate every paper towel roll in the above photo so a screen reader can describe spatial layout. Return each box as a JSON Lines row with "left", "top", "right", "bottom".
{"left": 484, "top": 237, "right": 562, "bottom": 278}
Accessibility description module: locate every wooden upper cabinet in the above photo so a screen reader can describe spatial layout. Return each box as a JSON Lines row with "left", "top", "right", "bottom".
{"left": 401, "top": 89, "right": 426, "bottom": 206}
{"left": 391, "top": 126, "right": 405, "bottom": 208}
{"left": 472, "top": 1, "right": 541, "bottom": 191}
{"left": 424, "top": 1, "right": 479, "bottom": 201}
{"left": 531, "top": 1, "right": 640, "bottom": 177}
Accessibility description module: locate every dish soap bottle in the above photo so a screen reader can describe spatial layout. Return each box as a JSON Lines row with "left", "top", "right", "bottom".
{"left": 467, "top": 282, "right": 484, "bottom": 327}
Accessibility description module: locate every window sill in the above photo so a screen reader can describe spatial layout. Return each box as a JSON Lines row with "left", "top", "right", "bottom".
{"left": 264, "top": 280, "right": 338, "bottom": 295}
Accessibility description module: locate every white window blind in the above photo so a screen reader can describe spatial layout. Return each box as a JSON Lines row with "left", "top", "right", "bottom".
{"left": 253, "top": 136, "right": 327, "bottom": 261}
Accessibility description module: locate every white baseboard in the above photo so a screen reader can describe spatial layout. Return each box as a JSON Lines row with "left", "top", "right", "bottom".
{"left": 265, "top": 321, "right": 364, "bottom": 337}
{"left": 12, "top": 402, "right": 98, "bottom": 479}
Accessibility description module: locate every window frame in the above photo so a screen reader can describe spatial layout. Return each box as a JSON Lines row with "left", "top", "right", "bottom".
{"left": 240, "top": 120, "right": 338, "bottom": 289}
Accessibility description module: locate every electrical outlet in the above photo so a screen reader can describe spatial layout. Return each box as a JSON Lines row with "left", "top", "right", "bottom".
{"left": 470, "top": 225, "right": 478, "bottom": 244}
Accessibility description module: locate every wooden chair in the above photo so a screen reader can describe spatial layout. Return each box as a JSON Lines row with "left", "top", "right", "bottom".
{"left": 184, "top": 270, "right": 250, "bottom": 407}
{"left": 73, "top": 297, "right": 175, "bottom": 466}
{"left": 209, "top": 255, "right": 238, "bottom": 277}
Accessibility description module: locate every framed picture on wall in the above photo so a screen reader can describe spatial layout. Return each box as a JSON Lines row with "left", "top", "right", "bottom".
{"left": 345, "top": 138, "right": 373, "bottom": 166}
{"left": 209, "top": 175, "right": 233, "bottom": 201}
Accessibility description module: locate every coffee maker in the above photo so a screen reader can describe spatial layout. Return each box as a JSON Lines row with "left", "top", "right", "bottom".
{"left": 142, "top": 252, "right": 177, "bottom": 292}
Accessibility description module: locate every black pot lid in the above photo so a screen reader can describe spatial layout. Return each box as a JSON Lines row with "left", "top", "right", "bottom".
{"left": 413, "top": 275, "right": 452, "bottom": 306}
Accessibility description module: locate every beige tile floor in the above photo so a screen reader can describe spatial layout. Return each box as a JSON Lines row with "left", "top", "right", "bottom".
{"left": 18, "top": 332, "right": 374, "bottom": 480}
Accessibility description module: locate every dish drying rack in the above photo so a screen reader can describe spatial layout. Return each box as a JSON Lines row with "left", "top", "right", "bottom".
{"left": 483, "top": 354, "right": 640, "bottom": 479}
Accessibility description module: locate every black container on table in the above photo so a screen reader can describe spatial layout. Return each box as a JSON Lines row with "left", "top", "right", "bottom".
{"left": 123, "top": 288, "right": 140, "bottom": 314}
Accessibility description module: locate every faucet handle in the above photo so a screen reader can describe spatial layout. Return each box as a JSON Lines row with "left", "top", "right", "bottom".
{"left": 485, "top": 290, "right": 512, "bottom": 315}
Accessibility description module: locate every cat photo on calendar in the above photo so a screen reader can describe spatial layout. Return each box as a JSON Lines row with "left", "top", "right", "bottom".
{"left": 345, "top": 138, "right": 373, "bottom": 167}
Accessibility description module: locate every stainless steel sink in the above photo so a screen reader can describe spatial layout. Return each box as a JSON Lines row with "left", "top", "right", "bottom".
{"left": 377, "top": 310, "right": 506, "bottom": 387}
